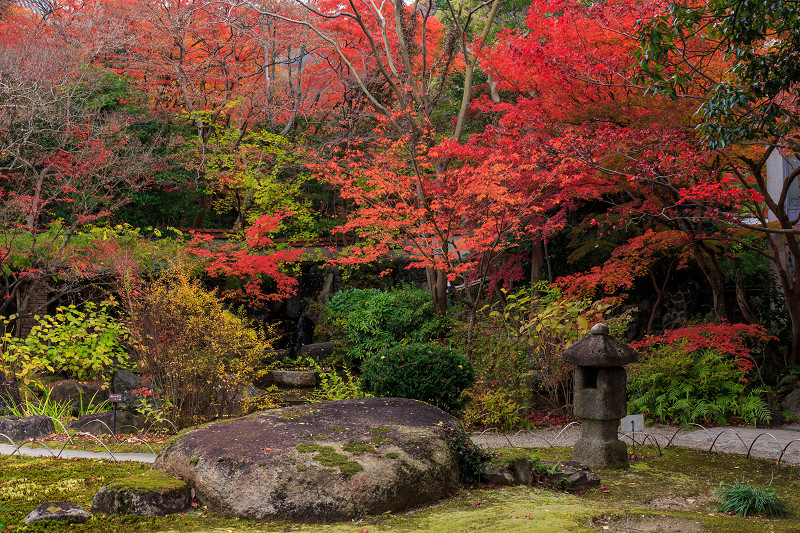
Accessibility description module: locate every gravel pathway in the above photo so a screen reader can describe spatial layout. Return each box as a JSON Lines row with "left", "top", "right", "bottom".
{"left": 471, "top": 424, "right": 800, "bottom": 465}
{"left": 0, "top": 443, "right": 156, "bottom": 463}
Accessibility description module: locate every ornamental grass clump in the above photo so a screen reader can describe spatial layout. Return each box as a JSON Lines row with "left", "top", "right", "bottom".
{"left": 715, "top": 479, "right": 788, "bottom": 517}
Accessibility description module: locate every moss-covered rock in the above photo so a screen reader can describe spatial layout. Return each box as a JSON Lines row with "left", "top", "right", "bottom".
{"left": 23, "top": 502, "right": 91, "bottom": 525}
{"left": 153, "top": 397, "right": 460, "bottom": 522}
{"left": 90, "top": 471, "right": 189, "bottom": 517}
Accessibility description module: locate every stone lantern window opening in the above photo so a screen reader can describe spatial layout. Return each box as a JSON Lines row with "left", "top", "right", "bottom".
{"left": 582, "top": 367, "right": 598, "bottom": 389}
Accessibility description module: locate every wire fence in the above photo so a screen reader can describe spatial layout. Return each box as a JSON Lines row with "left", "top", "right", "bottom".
{"left": 473, "top": 422, "right": 800, "bottom": 466}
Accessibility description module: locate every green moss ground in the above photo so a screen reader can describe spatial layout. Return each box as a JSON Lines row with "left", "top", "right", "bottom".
{"left": 3, "top": 446, "right": 800, "bottom": 532}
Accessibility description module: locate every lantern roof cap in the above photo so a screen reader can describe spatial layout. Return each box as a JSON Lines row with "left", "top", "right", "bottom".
{"left": 561, "top": 323, "right": 640, "bottom": 367}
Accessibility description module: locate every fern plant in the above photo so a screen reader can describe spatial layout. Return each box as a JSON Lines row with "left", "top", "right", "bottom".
{"left": 308, "top": 365, "right": 371, "bottom": 402}
{"left": 628, "top": 345, "right": 771, "bottom": 426}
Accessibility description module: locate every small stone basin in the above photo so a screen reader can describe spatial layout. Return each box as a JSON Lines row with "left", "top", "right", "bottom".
{"left": 270, "top": 369, "right": 318, "bottom": 387}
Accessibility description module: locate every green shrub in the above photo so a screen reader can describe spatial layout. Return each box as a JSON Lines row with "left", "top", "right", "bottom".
{"left": 628, "top": 344, "right": 772, "bottom": 426}
{"left": 482, "top": 284, "right": 606, "bottom": 414}
{"left": 440, "top": 425, "right": 496, "bottom": 484}
{"left": 460, "top": 386, "right": 520, "bottom": 431}
{"left": 308, "top": 365, "right": 371, "bottom": 403}
{"left": 1, "top": 300, "right": 128, "bottom": 383}
{"left": 715, "top": 480, "right": 788, "bottom": 517}
{"left": 451, "top": 309, "right": 528, "bottom": 430}
{"left": 321, "top": 287, "right": 450, "bottom": 363}
{"left": 360, "top": 343, "right": 474, "bottom": 413}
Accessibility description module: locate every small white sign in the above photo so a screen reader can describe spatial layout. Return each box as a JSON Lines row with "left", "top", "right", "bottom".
{"left": 620, "top": 414, "right": 644, "bottom": 432}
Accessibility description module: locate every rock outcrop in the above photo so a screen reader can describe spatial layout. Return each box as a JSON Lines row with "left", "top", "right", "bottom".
{"left": 154, "top": 398, "right": 460, "bottom": 522}
{"left": 0, "top": 415, "right": 55, "bottom": 442}
{"left": 69, "top": 411, "right": 144, "bottom": 435}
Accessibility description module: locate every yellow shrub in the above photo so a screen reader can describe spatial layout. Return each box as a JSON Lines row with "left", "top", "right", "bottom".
{"left": 123, "top": 264, "right": 275, "bottom": 428}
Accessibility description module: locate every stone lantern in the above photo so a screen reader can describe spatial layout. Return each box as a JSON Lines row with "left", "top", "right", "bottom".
{"left": 561, "top": 323, "right": 640, "bottom": 468}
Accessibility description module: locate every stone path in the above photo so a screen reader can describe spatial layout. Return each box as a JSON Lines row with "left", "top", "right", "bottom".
{"left": 472, "top": 425, "right": 800, "bottom": 465}
{"left": 0, "top": 443, "right": 156, "bottom": 463}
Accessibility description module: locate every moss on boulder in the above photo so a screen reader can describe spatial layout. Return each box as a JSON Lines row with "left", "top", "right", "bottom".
{"left": 91, "top": 471, "right": 189, "bottom": 517}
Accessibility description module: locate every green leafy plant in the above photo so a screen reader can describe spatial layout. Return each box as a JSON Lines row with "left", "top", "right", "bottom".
{"left": 135, "top": 395, "right": 176, "bottom": 433}
{"left": 321, "top": 287, "right": 450, "bottom": 363}
{"left": 280, "top": 355, "right": 317, "bottom": 369}
{"left": 628, "top": 345, "right": 772, "bottom": 426}
{"left": 483, "top": 284, "right": 607, "bottom": 414}
{"left": 1, "top": 300, "right": 128, "bottom": 383}
{"left": 460, "top": 386, "right": 520, "bottom": 431}
{"left": 451, "top": 305, "right": 529, "bottom": 431}
{"left": 308, "top": 365, "right": 371, "bottom": 403}
{"left": 360, "top": 343, "right": 474, "bottom": 414}
{"left": 441, "top": 425, "right": 497, "bottom": 484}
{"left": 715, "top": 479, "right": 788, "bottom": 517}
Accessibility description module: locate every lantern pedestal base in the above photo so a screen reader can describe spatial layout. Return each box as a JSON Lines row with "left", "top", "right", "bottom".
{"left": 572, "top": 419, "right": 628, "bottom": 468}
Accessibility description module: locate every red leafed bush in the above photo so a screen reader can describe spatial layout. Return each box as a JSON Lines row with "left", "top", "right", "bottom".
{"left": 631, "top": 322, "right": 776, "bottom": 373}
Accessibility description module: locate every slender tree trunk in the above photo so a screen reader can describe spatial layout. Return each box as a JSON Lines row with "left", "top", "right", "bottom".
{"left": 544, "top": 239, "right": 553, "bottom": 284}
{"left": 531, "top": 241, "right": 545, "bottom": 286}
{"left": 788, "top": 295, "right": 800, "bottom": 366}
{"left": 647, "top": 262, "right": 673, "bottom": 334}
{"left": 693, "top": 242, "right": 728, "bottom": 321}
{"left": 734, "top": 266, "right": 760, "bottom": 324}
{"left": 26, "top": 169, "right": 47, "bottom": 230}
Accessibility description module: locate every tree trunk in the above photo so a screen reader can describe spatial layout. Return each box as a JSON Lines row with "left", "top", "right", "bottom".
{"left": 192, "top": 194, "right": 212, "bottom": 228}
{"left": 692, "top": 242, "right": 728, "bottom": 321}
{"left": 531, "top": 241, "right": 545, "bottom": 286}
{"left": 788, "top": 295, "right": 800, "bottom": 366}
{"left": 647, "top": 262, "right": 673, "bottom": 334}
{"left": 734, "top": 266, "right": 760, "bottom": 325}
{"left": 765, "top": 233, "right": 800, "bottom": 365}
{"left": 426, "top": 267, "right": 448, "bottom": 315}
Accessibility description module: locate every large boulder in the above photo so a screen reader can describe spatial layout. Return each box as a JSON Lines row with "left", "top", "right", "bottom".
{"left": 154, "top": 398, "right": 460, "bottom": 522}
{"left": 782, "top": 389, "right": 800, "bottom": 420}
{"left": 297, "top": 342, "right": 336, "bottom": 362}
{"left": 111, "top": 370, "right": 144, "bottom": 410}
{"left": 50, "top": 380, "right": 106, "bottom": 412}
{"left": 0, "top": 415, "right": 55, "bottom": 443}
